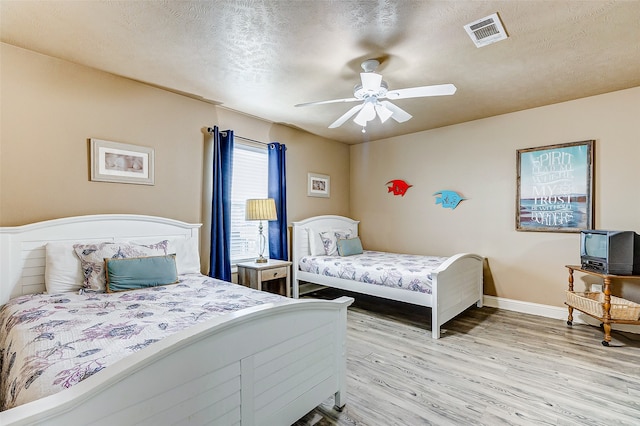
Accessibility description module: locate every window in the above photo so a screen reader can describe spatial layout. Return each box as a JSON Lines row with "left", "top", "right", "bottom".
{"left": 230, "top": 143, "right": 268, "bottom": 264}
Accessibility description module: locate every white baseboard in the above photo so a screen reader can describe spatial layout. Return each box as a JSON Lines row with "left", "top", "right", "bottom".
{"left": 483, "top": 295, "right": 640, "bottom": 334}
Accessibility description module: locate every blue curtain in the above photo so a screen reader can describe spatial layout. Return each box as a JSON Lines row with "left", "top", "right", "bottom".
{"left": 268, "top": 142, "right": 288, "bottom": 260}
{"left": 209, "top": 126, "right": 234, "bottom": 281}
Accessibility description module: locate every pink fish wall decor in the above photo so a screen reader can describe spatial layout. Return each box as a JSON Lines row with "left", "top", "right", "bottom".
{"left": 386, "top": 180, "right": 412, "bottom": 196}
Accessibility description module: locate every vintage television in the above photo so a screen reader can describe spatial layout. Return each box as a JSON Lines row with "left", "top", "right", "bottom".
{"left": 580, "top": 230, "right": 640, "bottom": 275}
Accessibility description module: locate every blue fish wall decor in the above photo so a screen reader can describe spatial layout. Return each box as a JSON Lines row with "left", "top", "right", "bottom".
{"left": 386, "top": 180, "right": 412, "bottom": 196}
{"left": 433, "top": 190, "right": 466, "bottom": 209}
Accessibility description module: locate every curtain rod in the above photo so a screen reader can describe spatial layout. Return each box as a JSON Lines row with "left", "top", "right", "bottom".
{"left": 205, "top": 127, "right": 268, "bottom": 146}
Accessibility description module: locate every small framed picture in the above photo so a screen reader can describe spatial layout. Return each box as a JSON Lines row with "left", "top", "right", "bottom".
{"left": 308, "top": 173, "right": 330, "bottom": 198}
{"left": 90, "top": 138, "right": 155, "bottom": 185}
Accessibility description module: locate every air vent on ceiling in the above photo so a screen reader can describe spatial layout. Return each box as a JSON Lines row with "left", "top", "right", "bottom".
{"left": 464, "top": 12, "right": 508, "bottom": 48}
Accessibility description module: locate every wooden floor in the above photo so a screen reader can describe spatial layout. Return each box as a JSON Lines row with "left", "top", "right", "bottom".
{"left": 293, "top": 288, "right": 640, "bottom": 426}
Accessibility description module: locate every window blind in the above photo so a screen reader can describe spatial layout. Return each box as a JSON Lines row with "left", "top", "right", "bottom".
{"left": 230, "top": 143, "right": 268, "bottom": 264}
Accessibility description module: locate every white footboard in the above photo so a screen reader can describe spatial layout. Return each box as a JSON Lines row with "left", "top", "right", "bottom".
{"left": 431, "top": 253, "right": 484, "bottom": 339}
{"left": 0, "top": 297, "right": 354, "bottom": 426}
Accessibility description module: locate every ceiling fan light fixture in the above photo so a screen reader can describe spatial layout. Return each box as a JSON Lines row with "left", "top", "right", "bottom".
{"left": 353, "top": 101, "right": 376, "bottom": 126}
{"left": 353, "top": 114, "right": 367, "bottom": 127}
{"left": 375, "top": 103, "right": 393, "bottom": 123}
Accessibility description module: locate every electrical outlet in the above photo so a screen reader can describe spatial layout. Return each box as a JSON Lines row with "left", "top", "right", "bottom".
{"left": 591, "top": 284, "right": 603, "bottom": 293}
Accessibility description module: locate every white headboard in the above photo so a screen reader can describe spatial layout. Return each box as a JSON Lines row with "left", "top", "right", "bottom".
{"left": 291, "top": 215, "right": 360, "bottom": 264}
{"left": 0, "top": 215, "right": 202, "bottom": 304}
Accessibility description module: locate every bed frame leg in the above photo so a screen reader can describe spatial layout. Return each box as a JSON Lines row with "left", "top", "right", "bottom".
{"left": 431, "top": 326, "right": 441, "bottom": 339}
{"left": 292, "top": 279, "right": 300, "bottom": 299}
{"left": 333, "top": 391, "right": 345, "bottom": 411}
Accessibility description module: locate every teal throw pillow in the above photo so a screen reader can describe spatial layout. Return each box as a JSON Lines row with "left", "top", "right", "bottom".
{"left": 105, "top": 254, "right": 178, "bottom": 292}
{"left": 337, "top": 237, "right": 364, "bottom": 256}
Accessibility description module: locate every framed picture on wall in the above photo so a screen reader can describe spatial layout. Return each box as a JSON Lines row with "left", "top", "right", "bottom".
{"left": 516, "top": 140, "right": 594, "bottom": 232}
{"left": 307, "top": 172, "right": 330, "bottom": 198}
{"left": 90, "top": 138, "right": 155, "bottom": 185}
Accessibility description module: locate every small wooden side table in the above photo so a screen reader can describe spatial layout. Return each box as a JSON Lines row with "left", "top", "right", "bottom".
{"left": 565, "top": 265, "right": 640, "bottom": 346}
{"left": 236, "top": 259, "right": 293, "bottom": 297}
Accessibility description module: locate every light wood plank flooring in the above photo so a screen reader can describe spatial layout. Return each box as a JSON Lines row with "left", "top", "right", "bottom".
{"left": 293, "top": 288, "right": 640, "bottom": 426}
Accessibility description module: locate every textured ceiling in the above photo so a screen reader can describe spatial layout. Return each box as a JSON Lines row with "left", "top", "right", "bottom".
{"left": 2, "top": 1, "right": 639, "bottom": 144}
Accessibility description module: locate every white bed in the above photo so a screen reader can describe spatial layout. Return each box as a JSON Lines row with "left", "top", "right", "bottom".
{"left": 0, "top": 214, "right": 353, "bottom": 426}
{"left": 292, "top": 215, "right": 483, "bottom": 339}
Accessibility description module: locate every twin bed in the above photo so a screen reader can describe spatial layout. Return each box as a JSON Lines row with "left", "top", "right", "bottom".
{"left": 0, "top": 214, "right": 352, "bottom": 425}
{"left": 292, "top": 215, "right": 484, "bottom": 339}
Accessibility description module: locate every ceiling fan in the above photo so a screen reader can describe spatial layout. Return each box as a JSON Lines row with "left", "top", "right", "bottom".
{"left": 295, "top": 59, "right": 457, "bottom": 131}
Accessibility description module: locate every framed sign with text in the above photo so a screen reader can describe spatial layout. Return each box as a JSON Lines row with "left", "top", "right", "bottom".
{"left": 516, "top": 140, "right": 594, "bottom": 232}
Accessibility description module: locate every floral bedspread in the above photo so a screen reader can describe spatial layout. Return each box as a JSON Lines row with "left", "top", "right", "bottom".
{"left": 298, "top": 251, "right": 448, "bottom": 294}
{"left": 0, "top": 274, "right": 288, "bottom": 411}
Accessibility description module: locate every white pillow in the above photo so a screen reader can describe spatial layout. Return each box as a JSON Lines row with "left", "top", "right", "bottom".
{"left": 45, "top": 242, "right": 84, "bottom": 293}
{"left": 306, "top": 228, "right": 326, "bottom": 256}
{"left": 169, "top": 237, "right": 201, "bottom": 274}
{"left": 128, "top": 237, "right": 201, "bottom": 275}
{"left": 319, "top": 228, "right": 353, "bottom": 256}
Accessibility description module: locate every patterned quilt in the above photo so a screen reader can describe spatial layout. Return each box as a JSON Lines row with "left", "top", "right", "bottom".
{"left": 0, "top": 274, "right": 288, "bottom": 411}
{"left": 298, "top": 251, "right": 448, "bottom": 294}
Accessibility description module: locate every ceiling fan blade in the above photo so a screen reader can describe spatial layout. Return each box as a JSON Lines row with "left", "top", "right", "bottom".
{"left": 385, "top": 83, "right": 457, "bottom": 100}
{"left": 295, "top": 97, "right": 359, "bottom": 107}
{"left": 353, "top": 102, "right": 376, "bottom": 126}
{"left": 329, "top": 104, "right": 364, "bottom": 128}
{"left": 380, "top": 101, "right": 412, "bottom": 123}
{"left": 360, "top": 72, "right": 383, "bottom": 91}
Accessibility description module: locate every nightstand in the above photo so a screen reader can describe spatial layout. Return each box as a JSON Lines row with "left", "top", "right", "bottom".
{"left": 236, "top": 259, "right": 293, "bottom": 297}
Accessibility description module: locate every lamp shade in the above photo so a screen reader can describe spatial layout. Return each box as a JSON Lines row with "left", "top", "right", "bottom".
{"left": 245, "top": 198, "right": 277, "bottom": 221}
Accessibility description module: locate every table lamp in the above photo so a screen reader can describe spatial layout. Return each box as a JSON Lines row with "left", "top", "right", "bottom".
{"left": 245, "top": 198, "right": 278, "bottom": 263}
